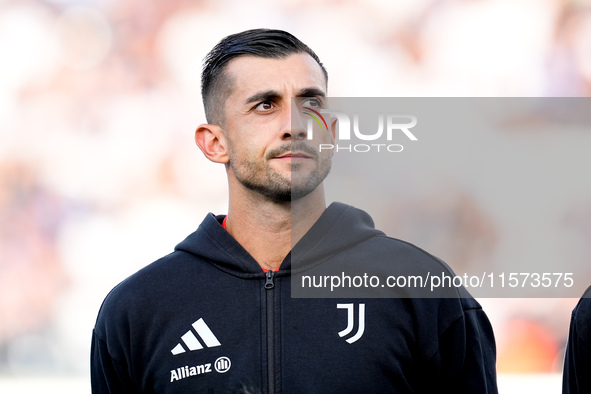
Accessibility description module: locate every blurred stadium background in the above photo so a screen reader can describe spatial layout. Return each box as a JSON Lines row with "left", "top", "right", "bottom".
{"left": 1, "top": 0, "right": 591, "bottom": 392}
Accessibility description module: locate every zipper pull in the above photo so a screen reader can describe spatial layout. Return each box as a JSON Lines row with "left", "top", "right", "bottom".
{"left": 265, "top": 270, "right": 275, "bottom": 289}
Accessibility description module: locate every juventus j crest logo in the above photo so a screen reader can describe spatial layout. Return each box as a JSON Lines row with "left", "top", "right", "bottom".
{"left": 337, "top": 303, "right": 365, "bottom": 344}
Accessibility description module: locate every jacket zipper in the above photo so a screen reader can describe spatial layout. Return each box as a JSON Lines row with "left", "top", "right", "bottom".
{"left": 265, "top": 270, "right": 275, "bottom": 394}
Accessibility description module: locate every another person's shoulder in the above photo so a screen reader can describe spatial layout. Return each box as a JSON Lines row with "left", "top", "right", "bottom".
{"left": 564, "top": 286, "right": 591, "bottom": 393}
{"left": 572, "top": 286, "right": 591, "bottom": 339}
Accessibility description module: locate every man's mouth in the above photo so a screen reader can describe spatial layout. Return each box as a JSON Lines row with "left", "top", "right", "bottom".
{"left": 275, "top": 152, "right": 312, "bottom": 160}
{"left": 267, "top": 143, "right": 318, "bottom": 161}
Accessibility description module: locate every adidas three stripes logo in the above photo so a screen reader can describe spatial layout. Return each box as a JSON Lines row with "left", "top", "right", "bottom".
{"left": 171, "top": 318, "right": 221, "bottom": 355}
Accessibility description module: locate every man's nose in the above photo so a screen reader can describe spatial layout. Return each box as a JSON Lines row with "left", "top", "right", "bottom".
{"left": 282, "top": 101, "right": 308, "bottom": 140}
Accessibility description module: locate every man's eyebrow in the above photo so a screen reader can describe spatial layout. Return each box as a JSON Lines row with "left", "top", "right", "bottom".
{"left": 244, "top": 90, "right": 281, "bottom": 105}
{"left": 244, "top": 87, "right": 326, "bottom": 106}
{"left": 295, "top": 87, "right": 326, "bottom": 98}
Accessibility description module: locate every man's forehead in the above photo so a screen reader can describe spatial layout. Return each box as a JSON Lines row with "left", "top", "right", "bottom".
{"left": 224, "top": 53, "right": 327, "bottom": 97}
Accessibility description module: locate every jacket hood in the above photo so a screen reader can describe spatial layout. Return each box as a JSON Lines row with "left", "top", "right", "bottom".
{"left": 290, "top": 202, "right": 384, "bottom": 273}
{"left": 174, "top": 202, "right": 383, "bottom": 278}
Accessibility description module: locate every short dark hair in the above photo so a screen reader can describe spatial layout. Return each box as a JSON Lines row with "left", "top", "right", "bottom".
{"left": 201, "top": 28, "right": 328, "bottom": 125}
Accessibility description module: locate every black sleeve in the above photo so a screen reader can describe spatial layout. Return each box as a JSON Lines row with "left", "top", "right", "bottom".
{"left": 563, "top": 296, "right": 591, "bottom": 394}
{"left": 456, "top": 306, "right": 498, "bottom": 393}
{"left": 422, "top": 302, "right": 498, "bottom": 394}
{"left": 91, "top": 329, "right": 139, "bottom": 394}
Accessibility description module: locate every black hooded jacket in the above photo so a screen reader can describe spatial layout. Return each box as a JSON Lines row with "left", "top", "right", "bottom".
{"left": 563, "top": 286, "right": 591, "bottom": 393}
{"left": 91, "top": 202, "right": 497, "bottom": 393}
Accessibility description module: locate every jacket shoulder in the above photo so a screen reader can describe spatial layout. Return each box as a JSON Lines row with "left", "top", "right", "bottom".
{"left": 93, "top": 250, "right": 210, "bottom": 334}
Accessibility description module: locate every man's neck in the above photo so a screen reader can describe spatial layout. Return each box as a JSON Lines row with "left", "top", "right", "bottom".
{"left": 225, "top": 187, "right": 326, "bottom": 271}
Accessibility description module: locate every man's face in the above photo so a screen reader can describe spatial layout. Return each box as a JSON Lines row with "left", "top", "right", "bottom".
{"left": 221, "top": 53, "right": 332, "bottom": 201}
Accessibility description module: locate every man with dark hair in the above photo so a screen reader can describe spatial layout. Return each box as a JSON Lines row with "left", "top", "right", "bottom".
{"left": 563, "top": 286, "right": 591, "bottom": 393}
{"left": 91, "top": 28, "right": 497, "bottom": 393}
{"left": 201, "top": 29, "right": 328, "bottom": 127}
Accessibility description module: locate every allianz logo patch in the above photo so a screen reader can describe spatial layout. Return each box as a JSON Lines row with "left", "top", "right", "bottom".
{"left": 170, "top": 356, "right": 231, "bottom": 383}
{"left": 171, "top": 318, "right": 221, "bottom": 355}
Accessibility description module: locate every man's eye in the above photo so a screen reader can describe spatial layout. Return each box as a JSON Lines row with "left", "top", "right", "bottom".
{"left": 302, "top": 98, "right": 323, "bottom": 108}
{"left": 255, "top": 102, "right": 274, "bottom": 111}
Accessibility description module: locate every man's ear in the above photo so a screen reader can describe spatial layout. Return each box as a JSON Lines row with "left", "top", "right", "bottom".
{"left": 195, "top": 124, "right": 229, "bottom": 164}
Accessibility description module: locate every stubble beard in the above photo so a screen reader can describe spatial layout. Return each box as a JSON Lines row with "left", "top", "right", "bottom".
{"left": 229, "top": 143, "right": 332, "bottom": 202}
